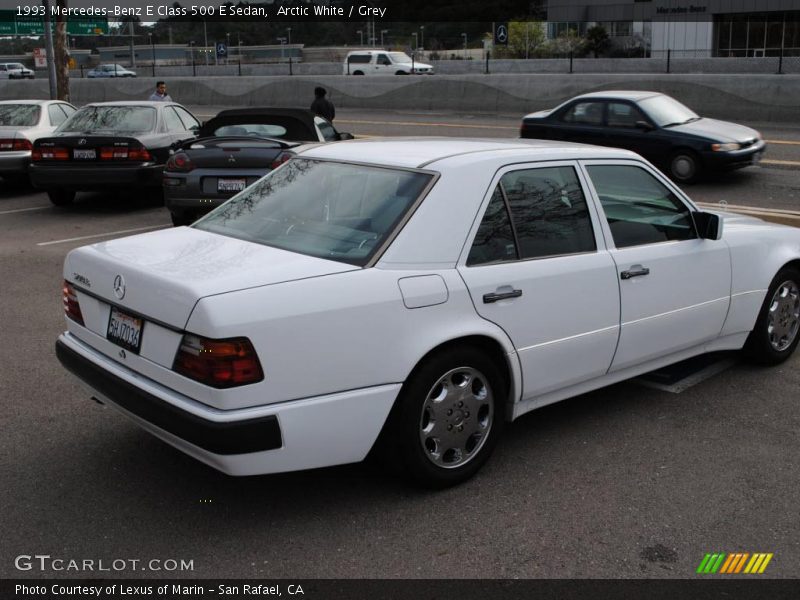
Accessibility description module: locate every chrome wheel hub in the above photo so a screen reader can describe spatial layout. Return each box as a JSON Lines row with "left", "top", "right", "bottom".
{"left": 767, "top": 280, "right": 800, "bottom": 352}
{"left": 673, "top": 156, "right": 694, "bottom": 178}
{"left": 419, "top": 366, "right": 494, "bottom": 469}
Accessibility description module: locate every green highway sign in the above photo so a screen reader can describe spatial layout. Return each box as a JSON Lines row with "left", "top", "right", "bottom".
{"left": 0, "top": 10, "right": 108, "bottom": 35}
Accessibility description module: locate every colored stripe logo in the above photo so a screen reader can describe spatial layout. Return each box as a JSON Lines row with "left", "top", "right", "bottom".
{"left": 697, "top": 553, "right": 773, "bottom": 574}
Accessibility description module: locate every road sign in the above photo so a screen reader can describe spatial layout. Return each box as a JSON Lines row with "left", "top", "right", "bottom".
{"left": 494, "top": 23, "right": 509, "bottom": 46}
{"left": 0, "top": 11, "right": 107, "bottom": 35}
{"left": 216, "top": 42, "right": 227, "bottom": 58}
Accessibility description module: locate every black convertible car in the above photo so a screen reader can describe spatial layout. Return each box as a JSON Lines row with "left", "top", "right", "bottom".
{"left": 163, "top": 108, "right": 353, "bottom": 226}
{"left": 520, "top": 91, "right": 766, "bottom": 183}
{"left": 30, "top": 101, "right": 200, "bottom": 206}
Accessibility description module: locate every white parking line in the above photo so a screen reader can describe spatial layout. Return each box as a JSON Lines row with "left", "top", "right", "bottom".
{"left": 37, "top": 224, "right": 167, "bottom": 247}
{"left": 0, "top": 206, "right": 49, "bottom": 215}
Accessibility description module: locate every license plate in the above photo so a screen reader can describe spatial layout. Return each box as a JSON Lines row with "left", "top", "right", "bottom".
{"left": 107, "top": 307, "right": 144, "bottom": 353}
{"left": 73, "top": 149, "right": 96, "bottom": 160}
{"left": 217, "top": 178, "right": 246, "bottom": 192}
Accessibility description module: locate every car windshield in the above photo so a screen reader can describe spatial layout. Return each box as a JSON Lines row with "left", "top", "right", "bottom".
{"left": 194, "top": 159, "right": 433, "bottom": 266}
{"left": 389, "top": 52, "right": 413, "bottom": 63}
{"left": 9, "top": 63, "right": 25, "bottom": 69}
{"left": 638, "top": 95, "right": 699, "bottom": 127}
{"left": 57, "top": 106, "right": 156, "bottom": 133}
{"left": 0, "top": 104, "right": 41, "bottom": 126}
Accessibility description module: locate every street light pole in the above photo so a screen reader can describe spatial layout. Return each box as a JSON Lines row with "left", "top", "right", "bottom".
{"left": 189, "top": 41, "right": 196, "bottom": 76}
{"left": 203, "top": 19, "right": 209, "bottom": 66}
{"left": 420, "top": 26, "right": 424, "bottom": 51}
{"left": 462, "top": 33, "right": 467, "bottom": 60}
{"left": 42, "top": 0, "right": 56, "bottom": 99}
{"left": 149, "top": 33, "right": 155, "bottom": 76}
{"left": 381, "top": 29, "right": 388, "bottom": 48}
{"left": 412, "top": 32, "right": 417, "bottom": 51}
{"left": 357, "top": 30, "right": 363, "bottom": 46}
{"left": 286, "top": 27, "right": 291, "bottom": 46}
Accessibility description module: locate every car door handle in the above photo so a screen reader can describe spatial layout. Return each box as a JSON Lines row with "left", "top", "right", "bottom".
{"left": 483, "top": 289, "right": 523, "bottom": 303}
{"left": 620, "top": 265, "right": 650, "bottom": 280}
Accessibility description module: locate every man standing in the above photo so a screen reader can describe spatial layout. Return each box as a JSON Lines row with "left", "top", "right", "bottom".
{"left": 149, "top": 81, "right": 172, "bottom": 102}
{"left": 310, "top": 86, "right": 335, "bottom": 122}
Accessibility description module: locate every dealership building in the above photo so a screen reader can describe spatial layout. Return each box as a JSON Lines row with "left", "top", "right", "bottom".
{"left": 545, "top": 0, "right": 800, "bottom": 57}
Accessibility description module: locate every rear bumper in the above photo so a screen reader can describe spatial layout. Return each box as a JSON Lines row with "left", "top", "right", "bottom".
{"left": 56, "top": 332, "right": 399, "bottom": 476}
{"left": 0, "top": 151, "right": 31, "bottom": 174}
{"left": 29, "top": 163, "right": 163, "bottom": 190}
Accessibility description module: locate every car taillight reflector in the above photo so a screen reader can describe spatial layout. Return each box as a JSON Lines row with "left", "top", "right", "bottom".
{"left": 0, "top": 138, "right": 32, "bottom": 151}
{"left": 99, "top": 146, "right": 152, "bottom": 161}
{"left": 166, "top": 152, "right": 194, "bottom": 172}
{"left": 173, "top": 334, "right": 263, "bottom": 388}
{"left": 270, "top": 151, "right": 295, "bottom": 170}
{"left": 32, "top": 147, "right": 69, "bottom": 161}
{"left": 62, "top": 280, "right": 84, "bottom": 325}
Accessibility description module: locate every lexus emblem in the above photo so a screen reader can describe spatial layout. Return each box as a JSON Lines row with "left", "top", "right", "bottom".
{"left": 113, "top": 274, "right": 126, "bottom": 300}
{"left": 78, "top": 138, "right": 87, "bottom": 145}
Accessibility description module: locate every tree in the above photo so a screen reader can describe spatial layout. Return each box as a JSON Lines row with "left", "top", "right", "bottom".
{"left": 507, "top": 21, "right": 546, "bottom": 58}
{"left": 55, "top": 0, "right": 69, "bottom": 101}
{"left": 584, "top": 25, "right": 610, "bottom": 58}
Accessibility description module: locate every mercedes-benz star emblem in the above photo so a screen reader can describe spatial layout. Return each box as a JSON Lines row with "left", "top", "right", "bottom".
{"left": 113, "top": 274, "right": 126, "bottom": 300}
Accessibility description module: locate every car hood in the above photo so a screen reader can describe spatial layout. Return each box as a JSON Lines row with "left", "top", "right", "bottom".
{"left": 65, "top": 227, "right": 360, "bottom": 329}
{"left": 667, "top": 118, "right": 760, "bottom": 143}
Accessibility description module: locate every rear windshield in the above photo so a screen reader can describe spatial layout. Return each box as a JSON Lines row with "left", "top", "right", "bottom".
{"left": 57, "top": 106, "right": 156, "bottom": 133}
{"left": 213, "top": 123, "right": 288, "bottom": 138}
{"left": 194, "top": 159, "right": 433, "bottom": 266}
{"left": 0, "top": 104, "right": 40, "bottom": 126}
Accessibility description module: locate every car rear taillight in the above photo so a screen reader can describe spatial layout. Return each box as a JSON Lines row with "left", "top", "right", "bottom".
{"left": 32, "top": 146, "right": 69, "bottom": 161}
{"left": 270, "top": 151, "right": 295, "bottom": 170}
{"left": 173, "top": 334, "right": 263, "bottom": 388}
{"left": 99, "top": 145, "right": 152, "bottom": 161}
{"left": 62, "top": 280, "right": 84, "bottom": 325}
{"left": 0, "top": 138, "right": 32, "bottom": 151}
{"left": 166, "top": 152, "right": 194, "bottom": 172}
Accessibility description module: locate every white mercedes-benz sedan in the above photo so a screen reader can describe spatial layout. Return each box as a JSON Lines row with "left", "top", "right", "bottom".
{"left": 56, "top": 139, "right": 800, "bottom": 487}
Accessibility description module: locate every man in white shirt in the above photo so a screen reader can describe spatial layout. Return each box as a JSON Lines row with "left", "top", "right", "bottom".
{"left": 149, "top": 81, "right": 172, "bottom": 102}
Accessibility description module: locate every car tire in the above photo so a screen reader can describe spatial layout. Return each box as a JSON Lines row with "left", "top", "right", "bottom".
{"left": 47, "top": 189, "right": 75, "bottom": 206}
{"left": 352, "top": 70, "right": 364, "bottom": 76}
{"left": 668, "top": 149, "right": 701, "bottom": 184}
{"left": 395, "top": 70, "right": 409, "bottom": 75}
{"left": 743, "top": 267, "right": 800, "bottom": 365}
{"left": 382, "top": 346, "right": 506, "bottom": 488}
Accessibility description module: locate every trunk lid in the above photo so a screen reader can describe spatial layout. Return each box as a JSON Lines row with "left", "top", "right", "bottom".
{"left": 65, "top": 227, "right": 360, "bottom": 328}
{"left": 179, "top": 137, "right": 290, "bottom": 169}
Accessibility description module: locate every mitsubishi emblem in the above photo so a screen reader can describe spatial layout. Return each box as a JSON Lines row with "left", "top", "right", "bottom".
{"left": 119, "top": 349, "right": 127, "bottom": 360}
{"left": 113, "top": 274, "right": 126, "bottom": 300}
{"left": 228, "top": 155, "right": 236, "bottom": 163}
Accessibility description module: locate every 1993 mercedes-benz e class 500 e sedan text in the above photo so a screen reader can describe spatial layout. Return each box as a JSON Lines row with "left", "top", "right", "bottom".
{"left": 55, "top": 139, "right": 800, "bottom": 487}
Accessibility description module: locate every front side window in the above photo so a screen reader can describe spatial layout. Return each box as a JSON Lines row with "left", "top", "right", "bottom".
{"left": 377, "top": 53, "right": 391, "bottom": 65}
{"left": 587, "top": 164, "right": 696, "bottom": 248}
{"left": 561, "top": 101, "right": 604, "bottom": 125}
{"left": 468, "top": 165, "right": 596, "bottom": 265}
{"left": 163, "top": 107, "right": 186, "bottom": 132}
{"left": 607, "top": 102, "right": 646, "bottom": 128}
{"left": 194, "top": 159, "right": 433, "bottom": 266}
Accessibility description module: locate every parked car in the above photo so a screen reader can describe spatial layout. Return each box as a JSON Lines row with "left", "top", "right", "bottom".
{"left": 344, "top": 50, "right": 434, "bottom": 75}
{"left": 520, "top": 91, "right": 766, "bottom": 183}
{"left": 87, "top": 64, "right": 137, "bottom": 78}
{"left": 0, "top": 62, "right": 35, "bottom": 79}
{"left": 0, "top": 100, "right": 77, "bottom": 184}
{"left": 55, "top": 138, "right": 800, "bottom": 487}
{"left": 29, "top": 101, "right": 199, "bottom": 206}
{"left": 164, "top": 107, "right": 355, "bottom": 226}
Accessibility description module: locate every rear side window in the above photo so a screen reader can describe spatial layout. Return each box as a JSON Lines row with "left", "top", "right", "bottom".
{"left": 587, "top": 164, "right": 696, "bottom": 247}
{"left": 347, "top": 54, "right": 371, "bottom": 64}
{"left": 163, "top": 107, "right": 186, "bottom": 132}
{"left": 468, "top": 165, "right": 596, "bottom": 265}
{"left": 48, "top": 104, "right": 68, "bottom": 126}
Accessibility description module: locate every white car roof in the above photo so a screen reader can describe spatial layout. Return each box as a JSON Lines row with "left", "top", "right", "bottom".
{"left": 0, "top": 99, "right": 63, "bottom": 106}
{"left": 296, "top": 137, "right": 639, "bottom": 169}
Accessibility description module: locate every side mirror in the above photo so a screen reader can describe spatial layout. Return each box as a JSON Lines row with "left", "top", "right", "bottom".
{"left": 338, "top": 132, "right": 355, "bottom": 141}
{"left": 694, "top": 211, "right": 722, "bottom": 240}
{"left": 189, "top": 124, "right": 200, "bottom": 135}
{"left": 635, "top": 120, "right": 654, "bottom": 131}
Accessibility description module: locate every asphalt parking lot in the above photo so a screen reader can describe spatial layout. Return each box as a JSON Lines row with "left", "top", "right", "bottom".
{"left": 1, "top": 108, "right": 799, "bottom": 581}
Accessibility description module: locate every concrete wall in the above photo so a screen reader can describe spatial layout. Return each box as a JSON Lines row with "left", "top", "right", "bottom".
{"left": 2, "top": 73, "right": 798, "bottom": 123}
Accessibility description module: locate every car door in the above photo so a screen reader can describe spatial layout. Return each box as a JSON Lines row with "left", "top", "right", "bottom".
{"left": 581, "top": 160, "right": 731, "bottom": 371}
{"left": 375, "top": 53, "right": 392, "bottom": 74}
{"left": 605, "top": 101, "right": 664, "bottom": 162}
{"left": 0, "top": 65, "right": 8, "bottom": 79}
{"left": 549, "top": 100, "right": 608, "bottom": 146}
{"left": 458, "top": 162, "right": 621, "bottom": 401}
